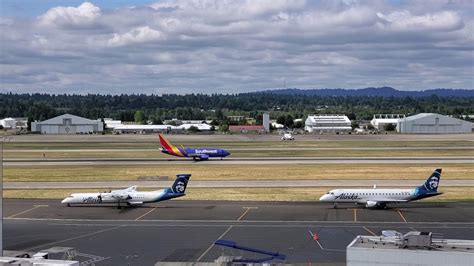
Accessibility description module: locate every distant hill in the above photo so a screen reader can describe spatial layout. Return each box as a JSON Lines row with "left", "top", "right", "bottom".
{"left": 260, "top": 87, "right": 474, "bottom": 97}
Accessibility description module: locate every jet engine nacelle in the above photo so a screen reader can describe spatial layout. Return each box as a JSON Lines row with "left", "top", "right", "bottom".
{"left": 365, "top": 201, "right": 378, "bottom": 208}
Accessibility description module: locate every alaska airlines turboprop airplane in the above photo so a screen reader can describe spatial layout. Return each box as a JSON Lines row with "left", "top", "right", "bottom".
{"left": 319, "top": 169, "right": 442, "bottom": 209}
{"left": 61, "top": 174, "right": 191, "bottom": 208}
{"left": 159, "top": 133, "right": 230, "bottom": 161}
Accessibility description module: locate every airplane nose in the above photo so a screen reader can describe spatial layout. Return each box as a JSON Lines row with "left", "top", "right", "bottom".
{"left": 61, "top": 198, "right": 71, "bottom": 204}
{"left": 319, "top": 195, "right": 328, "bottom": 201}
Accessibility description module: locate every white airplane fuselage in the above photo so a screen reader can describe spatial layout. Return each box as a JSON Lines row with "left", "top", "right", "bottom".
{"left": 61, "top": 190, "right": 169, "bottom": 206}
{"left": 319, "top": 188, "right": 415, "bottom": 205}
{"left": 319, "top": 169, "right": 443, "bottom": 208}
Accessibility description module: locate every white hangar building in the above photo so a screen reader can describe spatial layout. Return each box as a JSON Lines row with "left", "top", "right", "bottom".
{"left": 305, "top": 114, "right": 352, "bottom": 133}
{"left": 371, "top": 114, "right": 405, "bottom": 130}
{"left": 397, "top": 113, "right": 473, "bottom": 134}
{"left": 31, "top": 114, "right": 104, "bottom": 134}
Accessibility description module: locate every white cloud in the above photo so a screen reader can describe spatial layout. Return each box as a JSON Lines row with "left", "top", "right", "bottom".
{"left": 38, "top": 2, "right": 101, "bottom": 28}
{"left": 108, "top": 26, "right": 164, "bottom": 47}
{"left": 377, "top": 10, "right": 464, "bottom": 32}
{"left": 0, "top": 0, "right": 472, "bottom": 93}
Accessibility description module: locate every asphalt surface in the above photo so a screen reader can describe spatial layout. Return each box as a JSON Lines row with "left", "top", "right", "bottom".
{"left": 4, "top": 199, "right": 474, "bottom": 265}
{"left": 5, "top": 179, "right": 474, "bottom": 189}
{"left": 5, "top": 156, "right": 474, "bottom": 166}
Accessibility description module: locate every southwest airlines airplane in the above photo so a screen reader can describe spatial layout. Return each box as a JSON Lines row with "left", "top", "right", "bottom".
{"left": 319, "top": 169, "right": 442, "bottom": 208}
{"left": 61, "top": 174, "right": 190, "bottom": 208}
{"left": 159, "top": 133, "right": 230, "bottom": 161}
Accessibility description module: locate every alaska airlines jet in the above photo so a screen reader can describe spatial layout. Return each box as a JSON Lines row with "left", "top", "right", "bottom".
{"left": 61, "top": 174, "right": 191, "bottom": 208}
{"left": 319, "top": 169, "right": 442, "bottom": 208}
{"left": 159, "top": 134, "right": 230, "bottom": 161}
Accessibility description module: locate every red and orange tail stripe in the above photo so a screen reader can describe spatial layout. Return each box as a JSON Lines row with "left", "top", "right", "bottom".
{"left": 159, "top": 134, "right": 184, "bottom": 157}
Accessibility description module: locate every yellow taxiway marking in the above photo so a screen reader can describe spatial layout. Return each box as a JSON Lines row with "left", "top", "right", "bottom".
{"left": 135, "top": 207, "right": 157, "bottom": 221}
{"left": 363, "top": 226, "right": 377, "bottom": 236}
{"left": 237, "top": 207, "right": 258, "bottom": 221}
{"left": 348, "top": 208, "right": 359, "bottom": 222}
{"left": 196, "top": 225, "right": 234, "bottom": 262}
{"left": 8, "top": 205, "right": 48, "bottom": 218}
{"left": 397, "top": 209, "right": 408, "bottom": 223}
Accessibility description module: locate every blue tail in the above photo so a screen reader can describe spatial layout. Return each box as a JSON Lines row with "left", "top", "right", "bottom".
{"left": 171, "top": 174, "right": 191, "bottom": 194}
{"left": 418, "top": 168, "right": 442, "bottom": 193}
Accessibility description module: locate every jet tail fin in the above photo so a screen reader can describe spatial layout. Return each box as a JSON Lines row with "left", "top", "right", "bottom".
{"left": 418, "top": 168, "right": 442, "bottom": 192}
{"left": 159, "top": 134, "right": 185, "bottom": 156}
{"left": 171, "top": 174, "right": 191, "bottom": 194}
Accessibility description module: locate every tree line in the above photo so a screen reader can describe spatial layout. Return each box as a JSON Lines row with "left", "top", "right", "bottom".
{"left": 1, "top": 93, "right": 473, "bottom": 126}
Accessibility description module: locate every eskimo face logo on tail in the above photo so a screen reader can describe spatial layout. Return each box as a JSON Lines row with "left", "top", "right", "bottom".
{"left": 428, "top": 176, "right": 439, "bottom": 189}
{"left": 175, "top": 181, "right": 185, "bottom": 193}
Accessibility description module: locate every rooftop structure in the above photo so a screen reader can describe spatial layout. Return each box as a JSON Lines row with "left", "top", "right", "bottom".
{"left": 347, "top": 231, "right": 474, "bottom": 266}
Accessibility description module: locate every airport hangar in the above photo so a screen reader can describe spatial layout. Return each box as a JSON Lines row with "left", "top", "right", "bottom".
{"left": 397, "top": 113, "right": 473, "bottom": 134}
{"left": 305, "top": 114, "right": 352, "bottom": 133}
{"left": 31, "top": 114, "right": 104, "bottom": 134}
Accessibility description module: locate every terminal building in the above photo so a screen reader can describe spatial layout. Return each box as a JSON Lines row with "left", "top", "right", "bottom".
{"left": 397, "top": 113, "right": 473, "bottom": 134}
{"left": 31, "top": 114, "right": 104, "bottom": 134}
{"left": 347, "top": 231, "right": 474, "bottom": 266}
{"left": 305, "top": 114, "right": 352, "bottom": 133}
{"left": 371, "top": 114, "right": 405, "bottom": 130}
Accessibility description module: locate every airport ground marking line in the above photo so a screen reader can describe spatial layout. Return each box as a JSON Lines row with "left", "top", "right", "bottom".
{"left": 397, "top": 209, "right": 408, "bottom": 223}
{"left": 7, "top": 217, "right": 474, "bottom": 226}
{"left": 237, "top": 207, "right": 257, "bottom": 221}
{"left": 353, "top": 209, "right": 358, "bottom": 222}
{"left": 135, "top": 207, "right": 157, "bottom": 221}
{"left": 26, "top": 225, "right": 125, "bottom": 252}
{"left": 196, "top": 225, "right": 234, "bottom": 262}
{"left": 8, "top": 205, "right": 47, "bottom": 218}
{"left": 362, "top": 226, "right": 377, "bottom": 236}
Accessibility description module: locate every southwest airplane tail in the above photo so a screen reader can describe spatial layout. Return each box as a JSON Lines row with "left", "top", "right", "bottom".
{"left": 158, "top": 133, "right": 230, "bottom": 161}
{"left": 159, "top": 133, "right": 187, "bottom": 157}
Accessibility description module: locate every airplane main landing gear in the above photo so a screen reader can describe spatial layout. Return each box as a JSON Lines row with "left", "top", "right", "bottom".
{"left": 333, "top": 203, "right": 338, "bottom": 209}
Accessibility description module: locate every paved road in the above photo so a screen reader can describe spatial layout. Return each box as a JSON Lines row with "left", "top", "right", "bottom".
{"left": 5, "top": 156, "right": 474, "bottom": 166}
{"left": 6, "top": 146, "right": 474, "bottom": 152}
{"left": 5, "top": 179, "right": 474, "bottom": 189}
{"left": 4, "top": 199, "right": 474, "bottom": 265}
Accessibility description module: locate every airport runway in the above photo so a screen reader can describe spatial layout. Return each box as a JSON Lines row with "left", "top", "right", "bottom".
{"left": 5, "top": 156, "right": 474, "bottom": 166}
{"left": 4, "top": 199, "right": 474, "bottom": 265}
{"left": 5, "top": 179, "right": 474, "bottom": 189}
{"left": 7, "top": 146, "right": 474, "bottom": 152}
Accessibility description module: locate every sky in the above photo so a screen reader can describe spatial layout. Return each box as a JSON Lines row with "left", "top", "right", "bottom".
{"left": 0, "top": 0, "right": 473, "bottom": 94}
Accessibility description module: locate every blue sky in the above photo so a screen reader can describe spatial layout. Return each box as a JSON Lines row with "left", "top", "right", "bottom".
{"left": 1, "top": 0, "right": 472, "bottom": 94}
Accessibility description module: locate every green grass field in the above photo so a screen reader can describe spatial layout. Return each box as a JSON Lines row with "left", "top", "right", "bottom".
{"left": 4, "top": 187, "right": 473, "bottom": 201}
{"left": 5, "top": 140, "right": 473, "bottom": 149}
{"left": 4, "top": 164, "right": 473, "bottom": 182}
